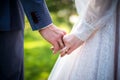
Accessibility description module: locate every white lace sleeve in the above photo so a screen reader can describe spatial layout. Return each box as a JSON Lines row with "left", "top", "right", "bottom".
{"left": 71, "top": 0, "right": 117, "bottom": 41}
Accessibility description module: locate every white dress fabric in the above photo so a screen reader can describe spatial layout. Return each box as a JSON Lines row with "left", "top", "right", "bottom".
{"left": 48, "top": 0, "right": 120, "bottom": 80}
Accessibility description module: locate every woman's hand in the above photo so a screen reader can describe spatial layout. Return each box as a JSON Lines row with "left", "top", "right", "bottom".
{"left": 60, "top": 34, "right": 84, "bottom": 57}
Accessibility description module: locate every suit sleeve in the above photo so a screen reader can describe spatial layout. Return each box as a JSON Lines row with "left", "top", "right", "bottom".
{"left": 71, "top": 0, "right": 116, "bottom": 41}
{"left": 20, "top": 0, "right": 52, "bottom": 30}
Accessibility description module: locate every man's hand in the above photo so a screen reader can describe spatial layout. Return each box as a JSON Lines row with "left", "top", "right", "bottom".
{"left": 39, "top": 24, "right": 66, "bottom": 54}
{"left": 60, "top": 34, "right": 84, "bottom": 57}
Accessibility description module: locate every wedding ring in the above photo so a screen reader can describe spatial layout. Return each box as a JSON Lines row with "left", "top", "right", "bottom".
{"left": 64, "top": 47, "right": 69, "bottom": 53}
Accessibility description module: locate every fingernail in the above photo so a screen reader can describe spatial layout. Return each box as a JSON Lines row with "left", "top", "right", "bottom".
{"left": 53, "top": 51, "right": 55, "bottom": 54}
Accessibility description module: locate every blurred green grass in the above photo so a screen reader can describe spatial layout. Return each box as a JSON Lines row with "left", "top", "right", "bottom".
{"left": 24, "top": 13, "right": 71, "bottom": 80}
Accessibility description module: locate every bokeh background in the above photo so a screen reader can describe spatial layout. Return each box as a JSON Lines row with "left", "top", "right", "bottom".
{"left": 24, "top": 0, "right": 78, "bottom": 80}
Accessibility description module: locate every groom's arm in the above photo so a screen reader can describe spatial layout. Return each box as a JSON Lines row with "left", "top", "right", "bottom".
{"left": 20, "top": 0, "right": 52, "bottom": 30}
{"left": 20, "top": 0, "right": 66, "bottom": 53}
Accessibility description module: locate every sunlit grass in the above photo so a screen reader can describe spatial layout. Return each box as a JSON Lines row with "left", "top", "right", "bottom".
{"left": 24, "top": 12, "right": 72, "bottom": 80}
{"left": 24, "top": 41, "right": 47, "bottom": 49}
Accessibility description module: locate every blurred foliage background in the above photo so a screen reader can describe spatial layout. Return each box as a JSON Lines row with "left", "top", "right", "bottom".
{"left": 24, "top": 0, "right": 78, "bottom": 80}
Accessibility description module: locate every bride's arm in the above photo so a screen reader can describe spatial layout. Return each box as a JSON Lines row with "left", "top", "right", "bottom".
{"left": 60, "top": 0, "right": 117, "bottom": 56}
{"left": 71, "top": 0, "right": 116, "bottom": 41}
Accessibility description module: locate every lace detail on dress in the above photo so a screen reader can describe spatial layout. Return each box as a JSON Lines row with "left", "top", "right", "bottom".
{"left": 71, "top": 0, "right": 117, "bottom": 41}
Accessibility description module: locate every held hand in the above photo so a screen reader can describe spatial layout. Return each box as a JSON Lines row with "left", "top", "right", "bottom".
{"left": 60, "top": 34, "right": 84, "bottom": 57}
{"left": 39, "top": 24, "right": 66, "bottom": 54}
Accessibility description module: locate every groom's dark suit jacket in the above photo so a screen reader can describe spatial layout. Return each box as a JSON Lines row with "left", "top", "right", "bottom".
{"left": 0, "top": 0, "right": 52, "bottom": 31}
{"left": 0, "top": 0, "right": 52, "bottom": 78}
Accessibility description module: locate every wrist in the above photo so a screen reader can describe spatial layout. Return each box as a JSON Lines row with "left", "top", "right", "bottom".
{"left": 70, "top": 33, "right": 84, "bottom": 42}
{"left": 39, "top": 23, "right": 54, "bottom": 32}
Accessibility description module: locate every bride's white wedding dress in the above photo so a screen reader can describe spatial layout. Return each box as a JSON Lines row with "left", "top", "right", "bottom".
{"left": 48, "top": 0, "right": 120, "bottom": 80}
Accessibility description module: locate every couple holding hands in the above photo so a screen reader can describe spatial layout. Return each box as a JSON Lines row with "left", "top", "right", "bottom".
{"left": 0, "top": 0, "right": 120, "bottom": 80}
